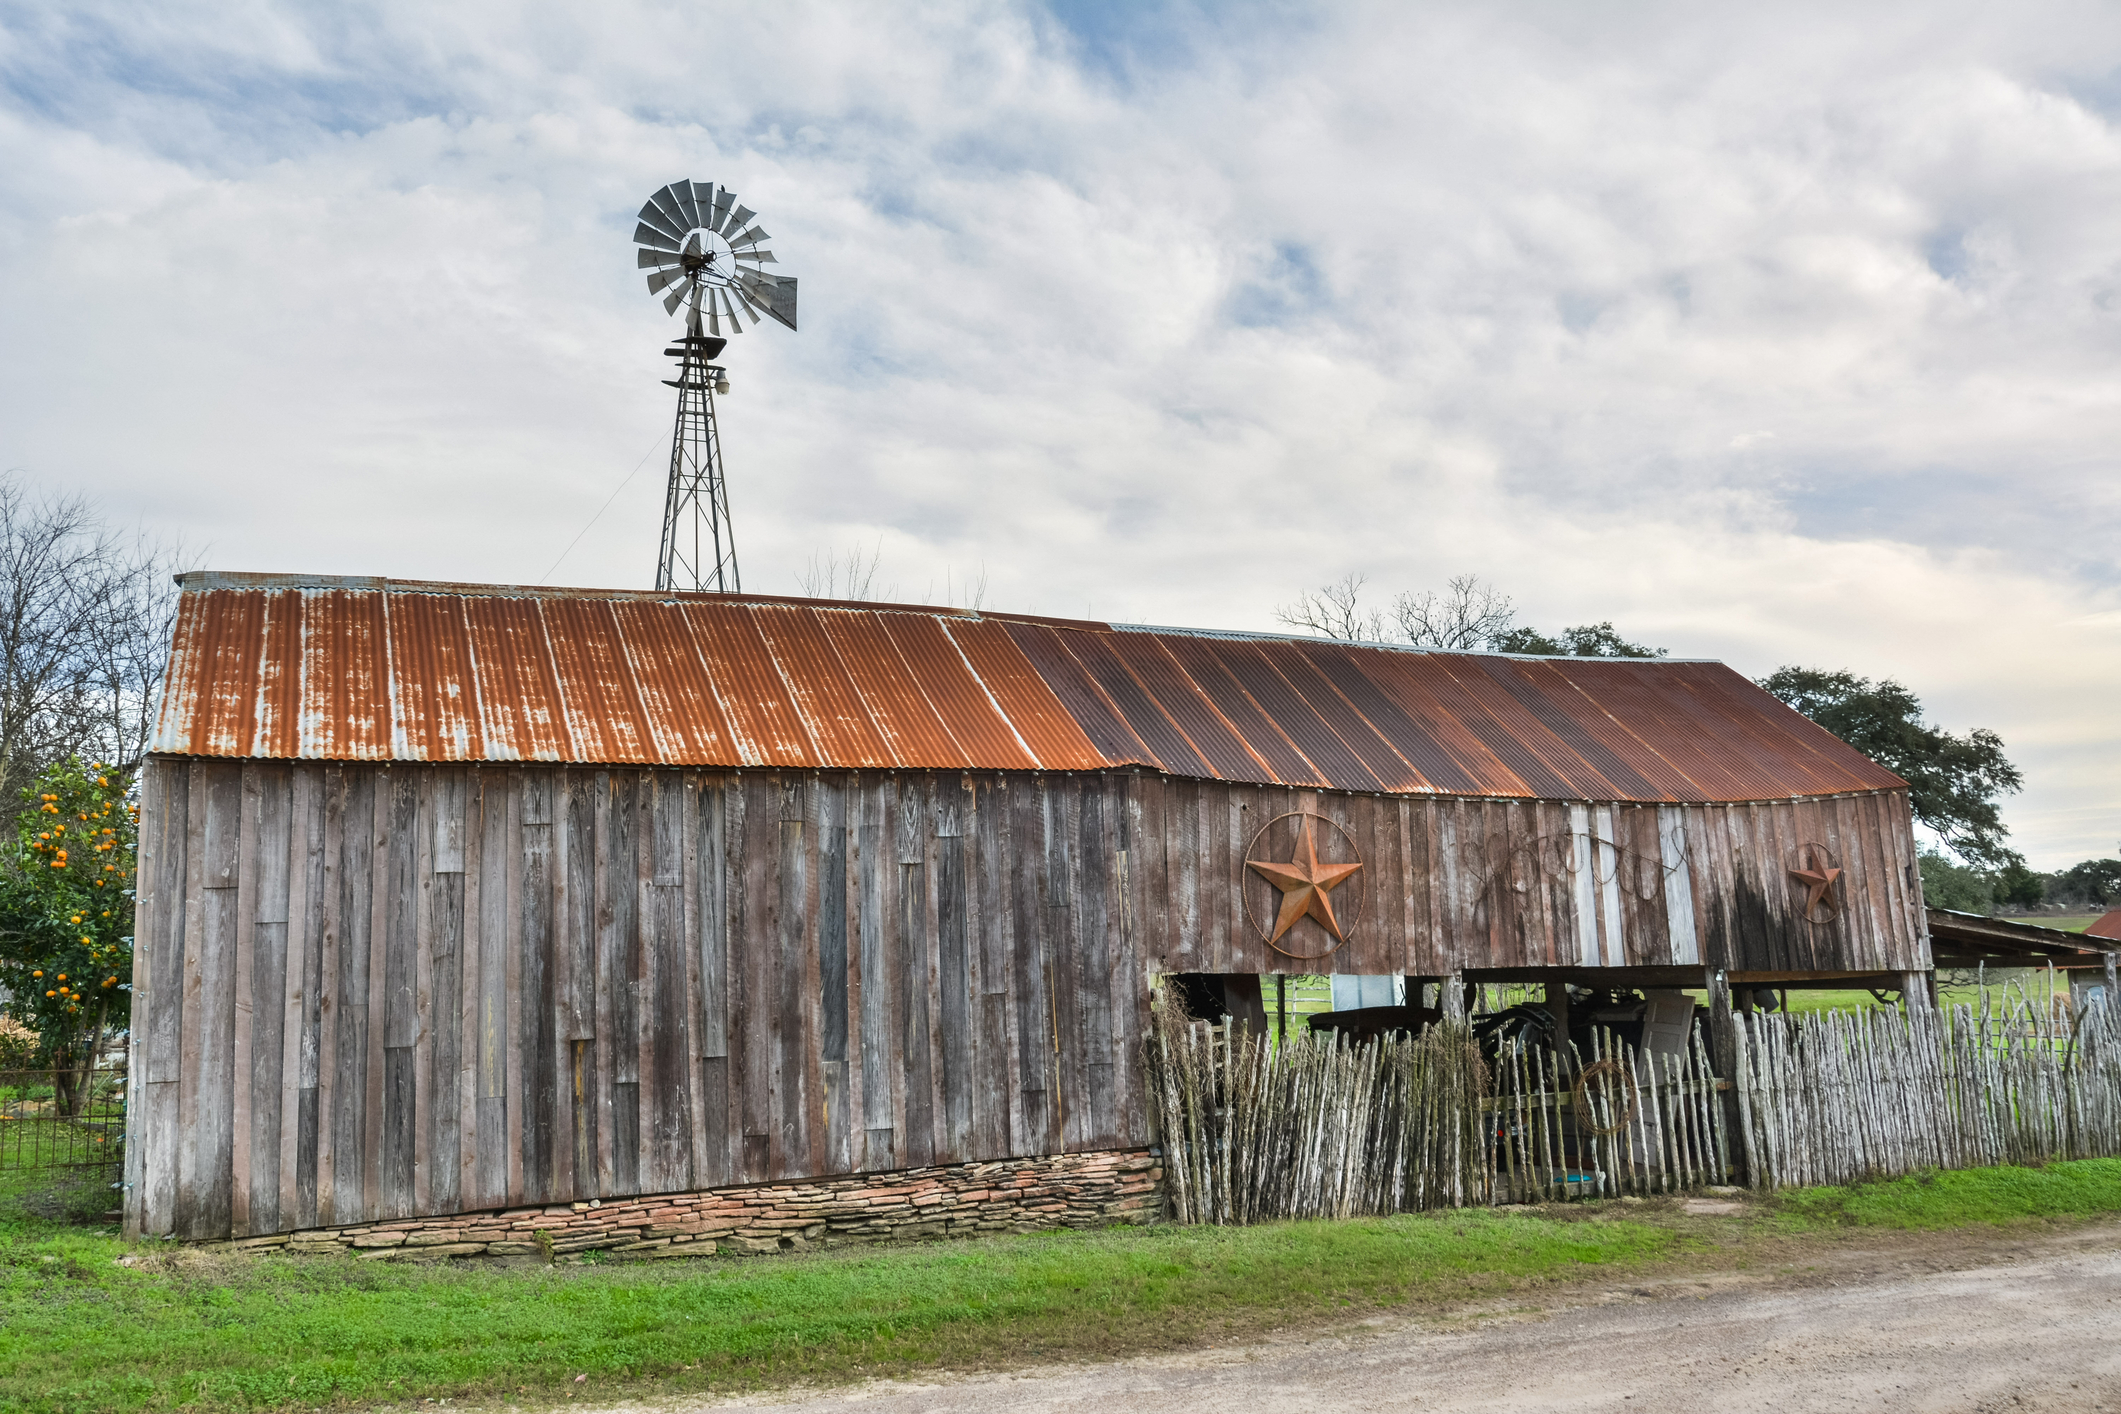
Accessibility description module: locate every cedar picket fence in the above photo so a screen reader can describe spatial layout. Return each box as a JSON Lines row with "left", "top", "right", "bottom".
{"left": 1145, "top": 976, "right": 2121, "bottom": 1224}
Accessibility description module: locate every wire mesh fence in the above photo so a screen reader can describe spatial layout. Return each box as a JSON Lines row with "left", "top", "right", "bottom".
{"left": 0, "top": 1068, "right": 126, "bottom": 1175}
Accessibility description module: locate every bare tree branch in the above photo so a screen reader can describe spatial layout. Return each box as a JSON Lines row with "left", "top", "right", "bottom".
{"left": 0, "top": 474, "right": 183, "bottom": 808}
{"left": 1275, "top": 572, "right": 1389, "bottom": 642}
{"left": 798, "top": 541, "right": 891, "bottom": 602}
{"left": 1390, "top": 574, "right": 1517, "bottom": 650}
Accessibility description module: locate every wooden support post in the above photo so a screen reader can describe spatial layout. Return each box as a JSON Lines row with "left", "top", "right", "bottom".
{"left": 2104, "top": 953, "right": 2118, "bottom": 1015}
{"left": 1703, "top": 969, "right": 1748, "bottom": 1186}
{"left": 1899, "top": 970, "right": 1935, "bottom": 1012}
{"left": 1545, "top": 980, "right": 1571, "bottom": 1049}
{"left": 1274, "top": 973, "right": 1287, "bottom": 1045}
{"left": 1442, "top": 969, "right": 1466, "bottom": 1022}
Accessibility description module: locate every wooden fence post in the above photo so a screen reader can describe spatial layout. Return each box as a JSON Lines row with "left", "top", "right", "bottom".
{"left": 1704, "top": 968, "right": 1748, "bottom": 1185}
{"left": 1442, "top": 970, "right": 1466, "bottom": 1022}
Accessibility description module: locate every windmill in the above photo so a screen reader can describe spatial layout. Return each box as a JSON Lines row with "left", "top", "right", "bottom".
{"left": 633, "top": 180, "right": 798, "bottom": 593}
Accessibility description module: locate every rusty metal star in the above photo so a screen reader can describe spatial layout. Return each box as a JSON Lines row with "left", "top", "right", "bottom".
{"left": 1247, "top": 820, "right": 1364, "bottom": 946}
{"left": 1789, "top": 862, "right": 1842, "bottom": 920}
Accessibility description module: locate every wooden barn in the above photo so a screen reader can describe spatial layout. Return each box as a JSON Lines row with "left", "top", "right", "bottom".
{"left": 126, "top": 573, "right": 1925, "bottom": 1241}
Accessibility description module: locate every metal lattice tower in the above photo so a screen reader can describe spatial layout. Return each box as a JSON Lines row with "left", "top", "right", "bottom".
{"left": 630, "top": 179, "right": 798, "bottom": 594}
{"left": 656, "top": 332, "right": 739, "bottom": 593}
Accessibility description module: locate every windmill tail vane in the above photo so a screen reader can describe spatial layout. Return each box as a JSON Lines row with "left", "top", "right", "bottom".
{"left": 633, "top": 180, "right": 798, "bottom": 593}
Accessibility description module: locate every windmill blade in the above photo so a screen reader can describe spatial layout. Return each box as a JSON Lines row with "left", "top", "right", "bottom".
{"left": 728, "top": 224, "right": 768, "bottom": 249}
{"left": 711, "top": 188, "right": 736, "bottom": 232}
{"left": 716, "top": 288, "right": 745, "bottom": 331}
{"left": 672, "top": 181, "right": 702, "bottom": 229}
{"left": 705, "top": 292, "right": 721, "bottom": 336}
{"left": 649, "top": 185, "right": 688, "bottom": 230}
{"left": 765, "top": 276, "right": 797, "bottom": 331}
{"left": 647, "top": 268, "right": 690, "bottom": 296}
{"left": 728, "top": 204, "right": 755, "bottom": 232}
{"left": 638, "top": 247, "right": 682, "bottom": 269}
{"left": 688, "top": 181, "right": 717, "bottom": 227}
{"left": 733, "top": 248, "right": 778, "bottom": 264}
{"left": 637, "top": 201, "right": 684, "bottom": 241}
{"left": 730, "top": 283, "right": 764, "bottom": 325}
{"left": 634, "top": 223, "right": 681, "bottom": 252}
{"left": 682, "top": 231, "right": 703, "bottom": 257}
{"left": 663, "top": 282, "right": 692, "bottom": 315}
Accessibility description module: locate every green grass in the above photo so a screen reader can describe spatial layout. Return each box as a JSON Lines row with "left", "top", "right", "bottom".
{"left": 1, "top": 1206, "right": 1679, "bottom": 1414}
{"left": 6, "top": 1159, "right": 2121, "bottom": 1414}
{"left": 1770, "top": 1157, "right": 2121, "bottom": 1230}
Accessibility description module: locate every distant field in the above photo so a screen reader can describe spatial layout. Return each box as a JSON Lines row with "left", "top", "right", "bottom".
{"left": 1996, "top": 915, "right": 2100, "bottom": 933}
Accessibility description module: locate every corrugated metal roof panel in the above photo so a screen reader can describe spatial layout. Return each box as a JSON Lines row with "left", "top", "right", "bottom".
{"left": 751, "top": 606, "right": 898, "bottom": 769}
{"left": 945, "top": 618, "right": 1108, "bottom": 771}
{"left": 997, "top": 621, "right": 1161, "bottom": 769}
{"left": 1153, "top": 634, "right": 1328, "bottom": 788}
{"left": 816, "top": 609, "right": 967, "bottom": 769}
{"left": 1103, "top": 633, "right": 1272, "bottom": 783}
{"left": 149, "top": 575, "right": 1909, "bottom": 805}
{"left": 881, "top": 615, "right": 1038, "bottom": 771}
{"left": 1049, "top": 630, "right": 1214, "bottom": 780}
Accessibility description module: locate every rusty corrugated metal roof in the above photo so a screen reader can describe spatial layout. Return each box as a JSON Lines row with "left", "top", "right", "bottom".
{"left": 151, "top": 573, "right": 1909, "bottom": 803}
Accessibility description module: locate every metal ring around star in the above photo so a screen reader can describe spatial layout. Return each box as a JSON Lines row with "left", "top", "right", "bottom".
{"left": 1242, "top": 811, "right": 1366, "bottom": 962}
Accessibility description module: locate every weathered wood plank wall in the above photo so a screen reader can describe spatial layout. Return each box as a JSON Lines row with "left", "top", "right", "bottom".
{"left": 128, "top": 758, "right": 1922, "bottom": 1239}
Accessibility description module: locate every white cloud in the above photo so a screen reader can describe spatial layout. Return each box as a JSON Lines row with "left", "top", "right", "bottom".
{"left": 1, "top": 0, "right": 2118, "bottom": 865}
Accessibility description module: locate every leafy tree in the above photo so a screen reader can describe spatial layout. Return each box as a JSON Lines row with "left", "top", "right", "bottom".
{"left": 1759, "top": 667, "right": 2023, "bottom": 871}
{"left": 2049, "top": 854, "right": 2121, "bottom": 908}
{"left": 0, "top": 757, "right": 136, "bottom": 1112}
{"left": 1490, "top": 622, "right": 1666, "bottom": 658}
{"left": 1918, "top": 848, "right": 1995, "bottom": 914}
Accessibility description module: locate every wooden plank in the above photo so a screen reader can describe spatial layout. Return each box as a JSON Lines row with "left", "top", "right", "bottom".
{"left": 696, "top": 775, "right": 732, "bottom": 1186}
{"left": 179, "top": 762, "right": 242, "bottom": 1238}
{"left": 819, "top": 786, "right": 851, "bottom": 1175}
{"left": 280, "top": 765, "right": 321, "bottom": 1231}
{"left": 1066, "top": 777, "right": 1108, "bottom": 1148}
{"left": 898, "top": 777, "right": 936, "bottom": 1169}
{"left": 473, "top": 767, "right": 510, "bottom": 1211}
{"left": 856, "top": 777, "right": 894, "bottom": 1169}
{"left": 600, "top": 770, "right": 642, "bottom": 1196}
{"left": 139, "top": 761, "right": 190, "bottom": 1237}
{"left": 380, "top": 770, "right": 419, "bottom": 1217}
{"left": 500, "top": 770, "right": 527, "bottom": 1204}
{"left": 353, "top": 770, "right": 388, "bottom": 1222}
{"left": 936, "top": 813, "right": 972, "bottom": 1161}
{"left": 645, "top": 769, "right": 693, "bottom": 1192}
{"left": 230, "top": 764, "right": 260, "bottom": 1236}
{"left": 426, "top": 783, "right": 466, "bottom": 1217}
{"left": 775, "top": 776, "right": 813, "bottom": 1178}
{"left": 519, "top": 770, "right": 557, "bottom": 1202}
{"left": 679, "top": 773, "right": 710, "bottom": 1186}
{"left": 972, "top": 775, "right": 1013, "bottom": 1161}
{"left": 1046, "top": 779, "right": 1086, "bottom": 1153}
{"left": 313, "top": 767, "right": 346, "bottom": 1225}
{"left": 736, "top": 774, "right": 775, "bottom": 1183}
{"left": 553, "top": 770, "right": 592, "bottom": 1200}
{"left": 247, "top": 765, "right": 294, "bottom": 1234}
{"left": 1011, "top": 775, "right": 1054, "bottom": 1155}
{"left": 410, "top": 767, "right": 436, "bottom": 1216}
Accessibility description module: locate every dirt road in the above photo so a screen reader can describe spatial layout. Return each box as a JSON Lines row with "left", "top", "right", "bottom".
{"left": 707, "top": 1223, "right": 2121, "bottom": 1412}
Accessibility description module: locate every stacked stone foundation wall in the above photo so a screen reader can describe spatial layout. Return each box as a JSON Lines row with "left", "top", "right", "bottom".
{"left": 201, "top": 1149, "right": 1163, "bottom": 1261}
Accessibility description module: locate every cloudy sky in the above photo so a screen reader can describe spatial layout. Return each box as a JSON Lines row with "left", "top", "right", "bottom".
{"left": 2, "top": 0, "right": 2117, "bottom": 867}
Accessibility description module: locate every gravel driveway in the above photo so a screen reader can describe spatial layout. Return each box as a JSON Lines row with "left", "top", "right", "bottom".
{"left": 693, "top": 1222, "right": 2121, "bottom": 1413}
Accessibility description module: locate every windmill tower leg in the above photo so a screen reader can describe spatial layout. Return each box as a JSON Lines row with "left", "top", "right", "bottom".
{"left": 656, "top": 333, "right": 741, "bottom": 593}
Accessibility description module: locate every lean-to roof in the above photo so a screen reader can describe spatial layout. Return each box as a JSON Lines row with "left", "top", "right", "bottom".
{"left": 150, "top": 573, "right": 1906, "bottom": 804}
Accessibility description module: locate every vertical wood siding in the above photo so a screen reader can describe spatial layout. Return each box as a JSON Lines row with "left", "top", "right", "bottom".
{"left": 129, "top": 760, "right": 1923, "bottom": 1238}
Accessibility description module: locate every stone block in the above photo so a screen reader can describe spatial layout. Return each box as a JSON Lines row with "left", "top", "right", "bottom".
{"left": 349, "top": 1232, "right": 406, "bottom": 1248}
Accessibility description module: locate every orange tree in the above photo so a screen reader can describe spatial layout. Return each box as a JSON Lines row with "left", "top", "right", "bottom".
{"left": 0, "top": 758, "right": 136, "bottom": 1111}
